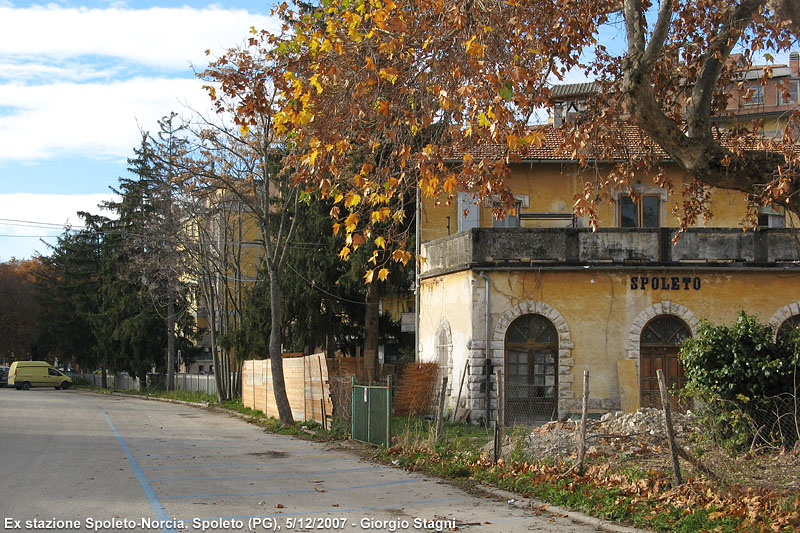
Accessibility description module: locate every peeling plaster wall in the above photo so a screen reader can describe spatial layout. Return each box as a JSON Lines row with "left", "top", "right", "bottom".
{"left": 418, "top": 271, "right": 474, "bottom": 412}
{"left": 420, "top": 267, "right": 800, "bottom": 422}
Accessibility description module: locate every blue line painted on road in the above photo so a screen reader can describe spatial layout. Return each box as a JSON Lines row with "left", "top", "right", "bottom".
{"left": 182, "top": 496, "right": 472, "bottom": 523}
{"left": 98, "top": 406, "right": 177, "bottom": 533}
{"left": 161, "top": 478, "right": 423, "bottom": 500}
{"left": 150, "top": 466, "right": 377, "bottom": 483}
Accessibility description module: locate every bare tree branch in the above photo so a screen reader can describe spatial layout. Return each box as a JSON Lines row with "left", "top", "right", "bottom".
{"left": 688, "top": 0, "right": 766, "bottom": 138}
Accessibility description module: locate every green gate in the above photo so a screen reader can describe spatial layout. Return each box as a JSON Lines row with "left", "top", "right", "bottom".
{"left": 351, "top": 376, "right": 392, "bottom": 447}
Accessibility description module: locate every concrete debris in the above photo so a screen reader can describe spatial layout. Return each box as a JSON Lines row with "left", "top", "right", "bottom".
{"left": 497, "top": 408, "right": 697, "bottom": 460}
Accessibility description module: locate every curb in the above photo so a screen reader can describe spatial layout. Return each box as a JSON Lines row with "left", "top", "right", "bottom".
{"left": 478, "top": 485, "right": 651, "bottom": 533}
{"left": 73, "top": 388, "right": 212, "bottom": 409}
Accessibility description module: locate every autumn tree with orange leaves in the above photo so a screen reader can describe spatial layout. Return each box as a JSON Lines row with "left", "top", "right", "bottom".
{"left": 207, "top": 0, "right": 603, "bottom": 266}
{"left": 208, "top": 0, "right": 800, "bottom": 263}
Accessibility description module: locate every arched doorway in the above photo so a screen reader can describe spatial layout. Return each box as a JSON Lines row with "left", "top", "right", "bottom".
{"left": 505, "top": 314, "right": 559, "bottom": 425}
{"left": 640, "top": 315, "right": 691, "bottom": 409}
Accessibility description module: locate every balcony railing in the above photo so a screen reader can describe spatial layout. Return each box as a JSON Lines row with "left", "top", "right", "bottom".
{"left": 420, "top": 227, "right": 800, "bottom": 276}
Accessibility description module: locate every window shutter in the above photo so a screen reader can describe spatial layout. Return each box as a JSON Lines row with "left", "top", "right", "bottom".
{"left": 457, "top": 192, "right": 480, "bottom": 232}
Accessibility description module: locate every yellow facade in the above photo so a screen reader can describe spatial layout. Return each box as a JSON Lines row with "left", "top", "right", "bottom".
{"left": 421, "top": 163, "right": 795, "bottom": 242}
{"left": 418, "top": 159, "right": 800, "bottom": 425}
{"left": 189, "top": 198, "right": 263, "bottom": 373}
{"left": 420, "top": 267, "right": 800, "bottom": 421}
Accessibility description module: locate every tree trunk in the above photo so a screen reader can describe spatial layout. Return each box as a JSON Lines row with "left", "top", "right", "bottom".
{"left": 211, "top": 343, "right": 224, "bottom": 402}
{"left": 620, "top": 0, "right": 800, "bottom": 218}
{"left": 234, "top": 360, "right": 243, "bottom": 397}
{"left": 166, "top": 278, "right": 176, "bottom": 391}
{"left": 363, "top": 282, "right": 380, "bottom": 381}
{"left": 268, "top": 266, "right": 294, "bottom": 424}
{"left": 222, "top": 347, "right": 231, "bottom": 400}
{"left": 203, "top": 273, "right": 225, "bottom": 403}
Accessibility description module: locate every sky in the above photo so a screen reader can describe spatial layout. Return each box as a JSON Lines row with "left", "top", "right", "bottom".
{"left": 0, "top": 2, "right": 644, "bottom": 262}
{"left": 0, "top": 0, "right": 281, "bottom": 261}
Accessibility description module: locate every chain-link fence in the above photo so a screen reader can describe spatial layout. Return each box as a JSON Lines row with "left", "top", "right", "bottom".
{"left": 394, "top": 363, "right": 439, "bottom": 417}
{"left": 693, "top": 394, "right": 796, "bottom": 451}
{"left": 330, "top": 364, "right": 442, "bottom": 423}
{"left": 750, "top": 394, "right": 800, "bottom": 447}
{"left": 68, "top": 372, "right": 142, "bottom": 390}
{"left": 504, "top": 382, "right": 559, "bottom": 427}
{"left": 502, "top": 350, "right": 560, "bottom": 427}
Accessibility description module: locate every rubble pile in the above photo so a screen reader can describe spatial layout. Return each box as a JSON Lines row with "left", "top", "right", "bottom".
{"left": 502, "top": 408, "right": 697, "bottom": 460}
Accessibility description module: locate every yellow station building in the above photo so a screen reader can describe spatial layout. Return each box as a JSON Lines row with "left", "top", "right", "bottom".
{"left": 417, "top": 128, "right": 800, "bottom": 426}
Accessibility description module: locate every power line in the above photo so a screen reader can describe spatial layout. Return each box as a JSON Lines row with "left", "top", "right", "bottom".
{"left": 0, "top": 234, "right": 60, "bottom": 238}
{"left": 285, "top": 261, "right": 367, "bottom": 306}
{"left": 0, "top": 218, "right": 88, "bottom": 229}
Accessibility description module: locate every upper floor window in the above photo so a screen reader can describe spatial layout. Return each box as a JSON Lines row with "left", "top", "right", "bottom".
{"left": 777, "top": 80, "right": 799, "bottom": 105}
{"left": 746, "top": 85, "right": 764, "bottom": 105}
{"left": 483, "top": 194, "right": 528, "bottom": 229}
{"left": 758, "top": 206, "right": 786, "bottom": 228}
{"left": 492, "top": 201, "right": 521, "bottom": 228}
{"left": 619, "top": 194, "right": 660, "bottom": 228}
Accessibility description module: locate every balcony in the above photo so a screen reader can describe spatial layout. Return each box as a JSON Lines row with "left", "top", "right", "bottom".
{"left": 420, "top": 227, "right": 800, "bottom": 277}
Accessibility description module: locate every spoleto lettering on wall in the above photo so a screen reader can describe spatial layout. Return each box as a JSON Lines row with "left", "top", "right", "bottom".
{"left": 630, "top": 276, "right": 701, "bottom": 291}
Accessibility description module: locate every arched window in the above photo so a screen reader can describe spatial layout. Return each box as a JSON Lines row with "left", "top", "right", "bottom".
{"left": 640, "top": 315, "right": 691, "bottom": 409}
{"left": 505, "top": 314, "right": 559, "bottom": 425}
{"left": 777, "top": 314, "right": 800, "bottom": 342}
{"left": 435, "top": 322, "right": 453, "bottom": 398}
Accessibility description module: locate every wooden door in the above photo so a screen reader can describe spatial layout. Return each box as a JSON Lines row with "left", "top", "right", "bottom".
{"left": 640, "top": 315, "right": 690, "bottom": 410}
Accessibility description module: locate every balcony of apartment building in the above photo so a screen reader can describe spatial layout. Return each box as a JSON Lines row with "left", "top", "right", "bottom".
{"left": 420, "top": 226, "right": 800, "bottom": 278}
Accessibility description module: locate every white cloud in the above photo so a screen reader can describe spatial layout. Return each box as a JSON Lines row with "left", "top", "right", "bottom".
{"left": 0, "top": 77, "right": 212, "bottom": 161}
{"left": 0, "top": 6, "right": 280, "bottom": 71}
{"left": 0, "top": 193, "right": 118, "bottom": 260}
{"left": 0, "top": 60, "right": 124, "bottom": 83}
{"left": 0, "top": 5, "right": 281, "bottom": 164}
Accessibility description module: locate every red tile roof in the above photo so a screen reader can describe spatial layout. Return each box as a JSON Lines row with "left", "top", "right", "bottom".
{"left": 446, "top": 125, "right": 670, "bottom": 162}
{"left": 445, "top": 124, "right": 787, "bottom": 164}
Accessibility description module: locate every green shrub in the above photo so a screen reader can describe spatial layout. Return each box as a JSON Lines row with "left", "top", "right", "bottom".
{"left": 680, "top": 311, "right": 798, "bottom": 400}
{"left": 680, "top": 311, "right": 799, "bottom": 450}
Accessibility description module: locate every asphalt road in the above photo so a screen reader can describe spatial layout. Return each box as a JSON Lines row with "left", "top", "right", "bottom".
{"left": 0, "top": 388, "right": 603, "bottom": 532}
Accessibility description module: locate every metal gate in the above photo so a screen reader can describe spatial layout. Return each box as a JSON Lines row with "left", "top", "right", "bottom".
{"left": 351, "top": 377, "right": 392, "bottom": 447}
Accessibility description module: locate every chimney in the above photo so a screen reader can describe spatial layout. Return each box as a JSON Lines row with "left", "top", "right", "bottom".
{"left": 553, "top": 103, "right": 563, "bottom": 128}
{"left": 791, "top": 52, "right": 799, "bottom": 76}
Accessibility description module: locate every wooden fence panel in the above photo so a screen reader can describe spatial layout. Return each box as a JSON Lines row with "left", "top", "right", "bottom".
{"left": 241, "top": 354, "right": 333, "bottom": 424}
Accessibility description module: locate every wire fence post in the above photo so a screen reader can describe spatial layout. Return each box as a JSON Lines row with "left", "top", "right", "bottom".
{"left": 451, "top": 361, "right": 468, "bottom": 422}
{"left": 576, "top": 370, "right": 589, "bottom": 474}
{"left": 657, "top": 368, "right": 683, "bottom": 487}
{"left": 498, "top": 369, "right": 504, "bottom": 433}
{"left": 435, "top": 376, "right": 448, "bottom": 440}
{"left": 493, "top": 369, "right": 504, "bottom": 463}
